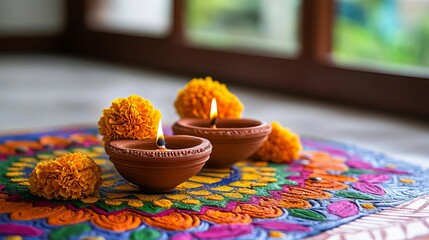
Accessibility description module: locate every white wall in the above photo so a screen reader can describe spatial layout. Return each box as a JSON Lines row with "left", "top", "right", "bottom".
{"left": 0, "top": 0, "right": 65, "bottom": 36}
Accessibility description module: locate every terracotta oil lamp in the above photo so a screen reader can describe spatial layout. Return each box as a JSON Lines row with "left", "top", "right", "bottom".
{"left": 172, "top": 98, "right": 271, "bottom": 168}
{"left": 105, "top": 120, "right": 212, "bottom": 193}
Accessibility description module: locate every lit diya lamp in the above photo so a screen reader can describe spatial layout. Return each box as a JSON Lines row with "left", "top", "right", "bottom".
{"left": 172, "top": 98, "right": 271, "bottom": 168}
{"left": 105, "top": 119, "right": 212, "bottom": 193}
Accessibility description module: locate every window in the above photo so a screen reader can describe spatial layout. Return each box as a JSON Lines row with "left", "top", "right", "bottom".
{"left": 0, "top": 0, "right": 64, "bottom": 36}
{"left": 185, "top": 0, "right": 301, "bottom": 57}
{"left": 62, "top": 0, "right": 429, "bottom": 118}
{"left": 86, "top": 0, "right": 172, "bottom": 37}
{"left": 334, "top": 0, "right": 429, "bottom": 72}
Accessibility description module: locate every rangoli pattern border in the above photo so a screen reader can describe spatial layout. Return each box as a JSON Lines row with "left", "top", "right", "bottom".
{"left": 0, "top": 128, "right": 428, "bottom": 240}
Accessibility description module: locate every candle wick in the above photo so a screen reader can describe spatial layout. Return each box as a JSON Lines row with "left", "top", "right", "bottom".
{"left": 210, "top": 118, "right": 217, "bottom": 129}
{"left": 157, "top": 138, "right": 167, "bottom": 150}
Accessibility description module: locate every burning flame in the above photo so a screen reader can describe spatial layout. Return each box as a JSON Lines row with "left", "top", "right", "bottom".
{"left": 210, "top": 98, "right": 217, "bottom": 129}
{"left": 156, "top": 119, "right": 166, "bottom": 150}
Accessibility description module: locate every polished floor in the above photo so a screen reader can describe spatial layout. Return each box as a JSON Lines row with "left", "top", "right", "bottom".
{"left": 0, "top": 54, "right": 428, "bottom": 167}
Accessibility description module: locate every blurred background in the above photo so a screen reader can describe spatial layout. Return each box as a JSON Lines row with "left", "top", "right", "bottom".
{"left": 0, "top": 0, "right": 428, "bottom": 166}
{"left": 2, "top": 0, "right": 428, "bottom": 68}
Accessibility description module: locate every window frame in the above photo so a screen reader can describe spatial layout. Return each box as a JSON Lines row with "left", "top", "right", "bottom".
{"left": 19, "top": 0, "right": 429, "bottom": 119}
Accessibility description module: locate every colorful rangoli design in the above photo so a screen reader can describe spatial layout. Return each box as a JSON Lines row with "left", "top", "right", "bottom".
{"left": 0, "top": 128, "right": 428, "bottom": 240}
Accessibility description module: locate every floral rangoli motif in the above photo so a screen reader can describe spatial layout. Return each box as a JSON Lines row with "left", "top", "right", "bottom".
{"left": 0, "top": 128, "right": 428, "bottom": 239}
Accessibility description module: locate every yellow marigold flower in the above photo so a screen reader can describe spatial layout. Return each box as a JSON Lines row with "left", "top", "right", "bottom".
{"left": 174, "top": 76, "right": 244, "bottom": 119}
{"left": 29, "top": 152, "right": 102, "bottom": 200}
{"left": 98, "top": 94, "right": 161, "bottom": 144}
{"left": 253, "top": 122, "right": 302, "bottom": 163}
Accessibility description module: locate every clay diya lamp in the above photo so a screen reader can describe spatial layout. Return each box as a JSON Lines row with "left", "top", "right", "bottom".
{"left": 105, "top": 121, "right": 212, "bottom": 192}
{"left": 172, "top": 99, "right": 271, "bottom": 168}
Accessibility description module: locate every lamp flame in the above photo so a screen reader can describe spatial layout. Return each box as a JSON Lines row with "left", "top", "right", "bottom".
{"left": 156, "top": 119, "right": 166, "bottom": 150}
{"left": 210, "top": 98, "right": 217, "bottom": 129}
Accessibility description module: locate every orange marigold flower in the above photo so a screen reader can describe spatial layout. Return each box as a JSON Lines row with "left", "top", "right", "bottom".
{"left": 253, "top": 122, "right": 302, "bottom": 163}
{"left": 29, "top": 152, "right": 102, "bottom": 200}
{"left": 98, "top": 94, "right": 161, "bottom": 144}
{"left": 174, "top": 76, "right": 244, "bottom": 119}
